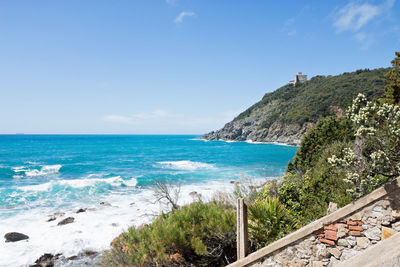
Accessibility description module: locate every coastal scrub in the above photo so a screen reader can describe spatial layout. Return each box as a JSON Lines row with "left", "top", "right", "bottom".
{"left": 102, "top": 201, "right": 236, "bottom": 266}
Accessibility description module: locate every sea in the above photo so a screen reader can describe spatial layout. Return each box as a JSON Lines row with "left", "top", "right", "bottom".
{"left": 0, "top": 135, "right": 297, "bottom": 266}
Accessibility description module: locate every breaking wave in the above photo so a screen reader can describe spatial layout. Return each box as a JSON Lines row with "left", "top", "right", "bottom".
{"left": 157, "top": 160, "right": 215, "bottom": 171}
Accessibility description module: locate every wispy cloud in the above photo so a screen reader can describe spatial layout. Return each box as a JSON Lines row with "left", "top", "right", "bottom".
{"left": 103, "top": 115, "right": 134, "bottom": 124}
{"left": 334, "top": 3, "right": 379, "bottom": 32}
{"left": 174, "top": 11, "right": 196, "bottom": 24}
{"left": 333, "top": 0, "right": 395, "bottom": 48}
{"left": 333, "top": 0, "right": 395, "bottom": 32}
{"left": 102, "top": 108, "right": 244, "bottom": 133}
{"left": 103, "top": 110, "right": 171, "bottom": 124}
{"left": 132, "top": 109, "right": 170, "bottom": 119}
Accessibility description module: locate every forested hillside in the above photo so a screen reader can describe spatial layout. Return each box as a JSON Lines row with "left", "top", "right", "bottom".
{"left": 203, "top": 68, "right": 388, "bottom": 145}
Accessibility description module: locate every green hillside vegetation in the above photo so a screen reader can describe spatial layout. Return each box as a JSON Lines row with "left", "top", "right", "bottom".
{"left": 263, "top": 52, "right": 400, "bottom": 232}
{"left": 235, "top": 68, "right": 388, "bottom": 128}
{"left": 102, "top": 53, "right": 400, "bottom": 266}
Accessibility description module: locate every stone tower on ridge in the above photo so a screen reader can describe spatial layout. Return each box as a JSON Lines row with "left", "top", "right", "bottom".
{"left": 290, "top": 72, "right": 307, "bottom": 85}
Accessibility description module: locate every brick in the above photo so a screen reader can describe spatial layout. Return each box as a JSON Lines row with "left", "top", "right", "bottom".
{"left": 338, "top": 219, "right": 347, "bottom": 224}
{"left": 347, "top": 220, "right": 358, "bottom": 226}
{"left": 358, "top": 221, "right": 363, "bottom": 225}
{"left": 319, "top": 238, "right": 335, "bottom": 246}
{"left": 349, "top": 231, "right": 361, "bottom": 236}
{"left": 325, "top": 230, "right": 338, "bottom": 241}
{"left": 325, "top": 224, "right": 337, "bottom": 231}
{"left": 349, "top": 226, "right": 363, "bottom": 231}
{"left": 317, "top": 234, "right": 324, "bottom": 238}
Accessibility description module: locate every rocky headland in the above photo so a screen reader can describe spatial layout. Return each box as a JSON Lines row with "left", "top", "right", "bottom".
{"left": 202, "top": 68, "right": 388, "bottom": 145}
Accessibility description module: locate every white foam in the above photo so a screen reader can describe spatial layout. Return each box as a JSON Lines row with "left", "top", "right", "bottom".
{"left": 0, "top": 178, "right": 250, "bottom": 266}
{"left": 188, "top": 138, "right": 208, "bottom": 142}
{"left": 17, "top": 176, "right": 138, "bottom": 192}
{"left": 19, "top": 183, "right": 53, "bottom": 192}
{"left": 214, "top": 139, "right": 297, "bottom": 146}
{"left": 25, "top": 165, "right": 62, "bottom": 177}
{"left": 12, "top": 166, "right": 26, "bottom": 173}
{"left": 157, "top": 160, "right": 215, "bottom": 171}
{"left": 245, "top": 140, "right": 266, "bottom": 144}
{"left": 13, "top": 164, "right": 63, "bottom": 177}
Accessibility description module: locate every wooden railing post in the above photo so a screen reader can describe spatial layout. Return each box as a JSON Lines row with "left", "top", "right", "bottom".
{"left": 237, "top": 198, "right": 248, "bottom": 260}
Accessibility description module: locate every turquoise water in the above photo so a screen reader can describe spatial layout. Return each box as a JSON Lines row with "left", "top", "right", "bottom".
{"left": 0, "top": 135, "right": 297, "bottom": 266}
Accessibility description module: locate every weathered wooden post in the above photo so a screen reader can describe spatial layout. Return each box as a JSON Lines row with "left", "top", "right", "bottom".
{"left": 237, "top": 198, "right": 248, "bottom": 260}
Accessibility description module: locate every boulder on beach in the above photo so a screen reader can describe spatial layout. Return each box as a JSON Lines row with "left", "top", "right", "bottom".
{"left": 57, "top": 217, "right": 74, "bottom": 226}
{"left": 4, "top": 232, "right": 29, "bottom": 242}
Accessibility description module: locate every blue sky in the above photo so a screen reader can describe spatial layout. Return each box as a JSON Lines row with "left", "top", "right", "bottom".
{"left": 0, "top": 0, "right": 399, "bottom": 134}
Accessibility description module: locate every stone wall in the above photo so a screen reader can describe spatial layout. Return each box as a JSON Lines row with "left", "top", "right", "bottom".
{"left": 227, "top": 177, "right": 400, "bottom": 267}
{"left": 250, "top": 188, "right": 400, "bottom": 267}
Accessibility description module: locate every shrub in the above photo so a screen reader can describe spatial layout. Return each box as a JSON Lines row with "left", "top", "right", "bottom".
{"left": 248, "top": 197, "right": 295, "bottom": 250}
{"left": 293, "top": 116, "right": 354, "bottom": 173}
{"left": 277, "top": 141, "right": 353, "bottom": 224}
{"left": 102, "top": 201, "right": 236, "bottom": 266}
{"left": 328, "top": 93, "right": 400, "bottom": 198}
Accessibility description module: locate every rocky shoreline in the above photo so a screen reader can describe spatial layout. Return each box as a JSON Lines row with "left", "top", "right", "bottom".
{"left": 202, "top": 120, "right": 313, "bottom": 146}
{"left": 3, "top": 206, "right": 104, "bottom": 267}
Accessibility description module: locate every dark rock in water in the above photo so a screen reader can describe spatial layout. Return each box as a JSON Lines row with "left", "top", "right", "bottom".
{"left": 4, "top": 232, "right": 29, "bottom": 242}
{"left": 111, "top": 223, "right": 119, "bottom": 227}
{"left": 30, "top": 253, "right": 60, "bottom": 267}
{"left": 46, "top": 216, "right": 56, "bottom": 222}
{"left": 83, "top": 250, "right": 98, "bottom": 257}
{"left": 67, "top": 255, "right": 78, "bottom": 261}
{"left": 47, "top": 212, "right": 64, "bottom": 222}
{"left": 57, "top": 217, "right": 74, "bottom": 226}
{"left": 76, "top": 208, "right": 87, "bottom": 213}
{"left": 99, "top": 201, "right": 111, "bottom": 206}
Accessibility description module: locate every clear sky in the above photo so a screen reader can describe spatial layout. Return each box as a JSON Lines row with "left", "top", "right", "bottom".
{"left": 0, "top": 0, "right": 399, "bottom": 134}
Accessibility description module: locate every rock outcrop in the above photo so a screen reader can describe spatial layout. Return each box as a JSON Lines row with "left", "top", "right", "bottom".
{"left": 57, "top": 217, "right": 74, "bottom": 226}
{"left": 203, "top": 118, "right": 313, "bottom": 145}
{"left": 4, "top": 232, "right": 29, "bottom": 242}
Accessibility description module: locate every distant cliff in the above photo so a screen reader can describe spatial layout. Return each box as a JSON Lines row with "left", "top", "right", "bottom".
{"left": 203, "top": 68, "right": 388, "bottom": 145}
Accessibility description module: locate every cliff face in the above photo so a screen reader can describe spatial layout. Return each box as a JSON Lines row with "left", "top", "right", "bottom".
{"left": 202, "top": 68, "right": 388, "bottom": 145}
{"left": 202, "top": 105, "right": 313, "bottom": 145}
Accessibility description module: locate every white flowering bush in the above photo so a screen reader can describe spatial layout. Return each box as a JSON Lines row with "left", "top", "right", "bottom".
{"left": 328, "top": 93, "right": 400, "bottom": 198}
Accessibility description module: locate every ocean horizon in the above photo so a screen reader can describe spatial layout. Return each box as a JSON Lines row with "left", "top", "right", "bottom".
{"left": 0, "top": 134, "right": 297, "bottom": 266}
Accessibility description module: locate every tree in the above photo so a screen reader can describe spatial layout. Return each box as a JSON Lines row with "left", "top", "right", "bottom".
{"left": 382, "top": 52, "right": 400, "bottom": 105}
{"left": 152, "top": 179, "right": 181, "bottom": 211}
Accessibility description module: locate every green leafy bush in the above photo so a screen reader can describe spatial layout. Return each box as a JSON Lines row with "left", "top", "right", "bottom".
{"left": 328, "top": 93, "right": 400, "bottom": 198}
{"left": 248, "top": 197, "right": 295, "bottom": 249}
{"left": 293, "top": 116, "right": 354, "bottom": 173}
{"left": 102, "top": 201, "right": 236, "bottom": 266}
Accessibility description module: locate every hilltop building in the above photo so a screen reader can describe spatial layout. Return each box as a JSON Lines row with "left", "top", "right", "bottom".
{"left": 290, "top": 72, "right": 307, "bottom": 85}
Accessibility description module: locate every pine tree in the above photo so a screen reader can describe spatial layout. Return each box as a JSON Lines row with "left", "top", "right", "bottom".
{"left": 382, "top": 52, "right": 400, "bottom": 105}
